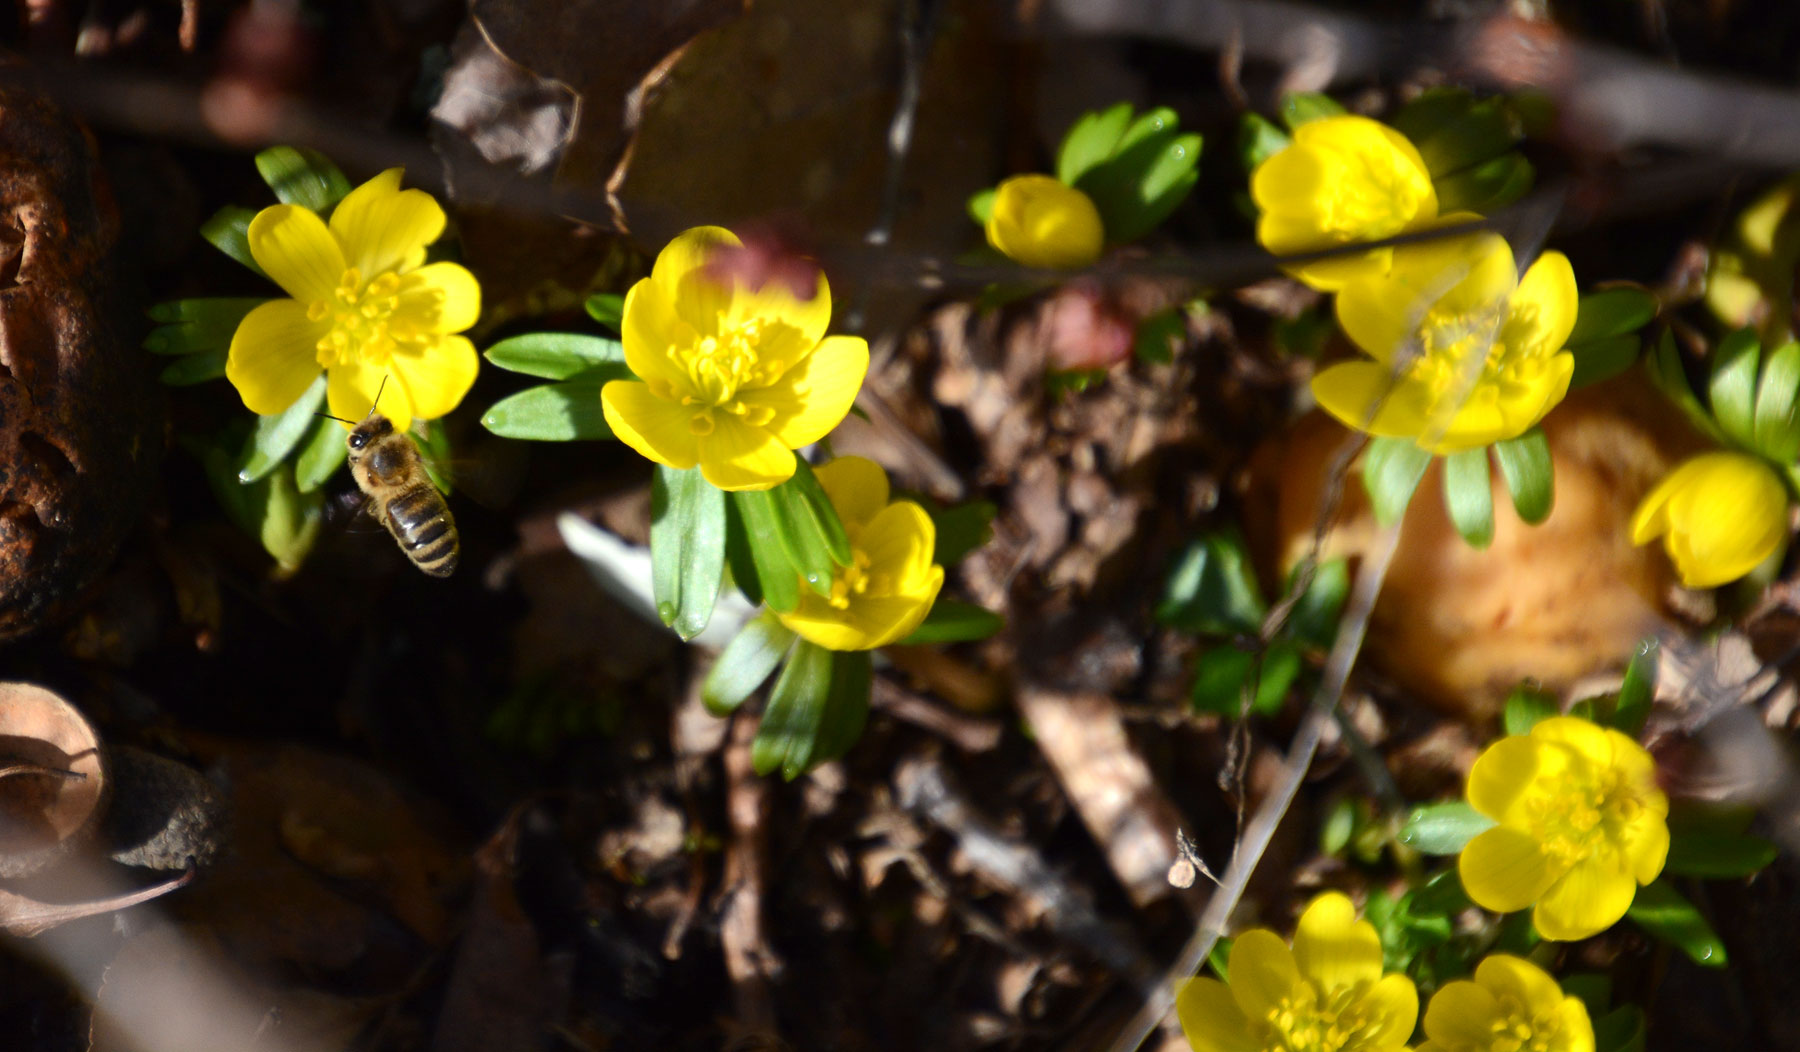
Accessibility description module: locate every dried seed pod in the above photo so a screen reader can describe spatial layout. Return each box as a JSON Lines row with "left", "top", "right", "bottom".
{"left": 0, "top": 85, "right": 161, "bottom": 640}
{"left": 103, "top": 745, "right": 225, "bottom": 871}
{"left": 0, "top": 681, "right": 108, "bottom": 878}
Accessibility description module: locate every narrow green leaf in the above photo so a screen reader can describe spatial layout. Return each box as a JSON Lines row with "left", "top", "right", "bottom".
{"left": 1593, "top": 1005, "right": 1646, "bottom": 1052}
{"left": 200, "top": 205, "right": 267, "bottom": 277}
{"left": 767, "top": 462, "right": 849, "bottom": 598}
{"left": 752, "top": 640, "right": 834, "bottom": 779}
{"left": 1406, "top": 868, "right": 1473, "bottom": 917}
{"left": 812, "top": 649, "right": 873, "bottom": 773}
{"left": 1492, "top": 428, "right": 1554, "bottom": 524}
{"left": 1154, "top": 530, "right": 1267, "bottom": 636}
{"left": 1753, "top": 340, "right": 1800, "bottom": 462}
{"left": 1398, "top": 802, "right": 1497, "bottom": 855}
{"left": 144, "top": 297, "right": 267, "bottom": 354}
{"left": 1056, "top": 101, "right": 1134, "bottom": 186}
{"left": 1646, "top": 330, "right": 1729, "bottom": 444}
{"left": 1362, "top": 437, "right": 1432, "bottom": 526}
{"left": 1433, "top": 152, "right": 1534, "bottom": 214}
{"left": 254, "top": 145, "right": 351, "bottom": 212}
{"left": 703, "top": 613, "right": 796, "bottom": 716}
{"left": 1390, "top": 87, "right": 1476, "bottom": 151}
{"left": 723, "top": 495, "right": 764, "bottom": 606}
{"left": 294, "top": 413, "right": 348, "bottom": 492}
{"left": 1612, "top": 638, "right": 1657, "bottom": 736}
{"left": 1710, "top": 327, "right": 1762, "bottom": 449}
{"left": 483, "top": 332, "right": 625, "bottom": 380}
{"left": 1568, "top": 334, "right": 1642, "bottom": 390}
{"left": 787, "top": 460, "right": 852, "bottom": 565}
{"left": 1568, "top": 288, "right": 1658, "bottom": 346}
{"left": 1503, "top": 684, "right": 1560, "bottom": 736}
{"left": 1663, "top": 829, "right": 1779, "bottom": 878}
{"left": 966, "top": 187, "right": 997, "bottom": 227}
{"left": 1286, "top": 558, "right": 1348, "bottom": 649}
{"left": 1627, "top": 879, "right": 1728, "bottom": 967}
{"left": 1134, "top": 308, "right": 1185, "bottom": 365}
{"left": 238, "top": 374, "right": 327, "bottom": 483}
{"left": 480, "top": 370, "right": 627, "bottom": 440}
{"left": 159, "top": 348, "right": 228, "bottom": 385}
{"left": 1074, "top": 116, "right": 1201, "bottom": 243}
{"left": 731, "top": 488, "right": 801, "bottom": 613}
{"left": 1443, "top": 446, "right": 1495, "bottom": 548}
{"left": 1237, "top": 113, "right": 1291, "bottom": 172}
{"left": 1279, "top": 92, "right": 1345, "bottom": 130}
{"left": 897, "top": 599, "right": 1004, "bottom": 645}
{"left": 584, "top": 292, "right": 625, "bottom": 330}
{"left": 204, "top": 440, "right": 322, "bottom": 574}
{"left": 1411, "top": 94, "right": 1520, "bottom": 178}
{"left": 650, "top": 465, "right": 727, "bottom": 640}
{"left": 409, "top": 418, "right": 454, "bottom": 495}
{"left": 927, "top": 500, "right": 995, "bottom": 566}
{"left": 1190, "top": 644, "right": 1296, "bottom": 718}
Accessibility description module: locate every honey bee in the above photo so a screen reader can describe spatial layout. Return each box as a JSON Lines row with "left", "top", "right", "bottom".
{"left": 341, "top": 409, "right": 459, "bottom": 578}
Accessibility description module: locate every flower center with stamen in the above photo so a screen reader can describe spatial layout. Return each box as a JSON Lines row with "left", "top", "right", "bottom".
{"left": 310, "top": 268, "right": 404, "bottom": 367}
{"left": 657, "top": 315, "right": 781, "bottom": 436}
{"left": 1403, "top": 301, "right": 1515, "bottom": 408}
{"left": 1523, "top": 760, "right": 1638, "bottom": 869}
{"left": 1484, "top": 999, "right": 1565, "bottom": 1052}
{"left": 1259, "top": 984, "right": 1382, "bottom": 1052}
{"left": 827, "top": 549, "right": 886, "bottom": 611}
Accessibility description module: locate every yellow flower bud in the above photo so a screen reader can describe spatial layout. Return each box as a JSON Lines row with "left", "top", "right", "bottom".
{"left": 1417, "top": 955, "right": 1594, "bottom": 1052}
{"left": 985, "top": 175, "right": 1105, "bottom": 269}
{"left": 1630, "top": 450, "right": 1790, "bottom": 587}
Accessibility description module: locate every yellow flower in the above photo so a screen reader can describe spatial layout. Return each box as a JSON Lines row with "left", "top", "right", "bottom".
{"left": 1251, "top": 115, "right": 1438, "bottom": 290}
{"left": 986, "top": 175, "right": 1105, "bottom": 269}
{"left": 1313, "top": 230, "right": 1577, "bottom": 454}
{"left": 774, "top": 457, "right": 944, "bottom": 651}
{"left": 226, "top": 169, "right": 480, "bottom": 433}
{"left": 601, "top": 226, "right": 869, "bottom": 492}
{"left": 1416, "top": 954, "right": 1593, "bottom": 1052}
{"left": 1459, "top": 716, "right": 1668, "bottom": 941}
{"left": 1176, "top": 892, "right": 1417, "bottom": 1052}
{"left": 1630, "top": 451, "right": 1790, "bottom": 588}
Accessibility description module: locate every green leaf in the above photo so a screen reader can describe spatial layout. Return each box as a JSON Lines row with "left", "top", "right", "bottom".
{"left": 1433, "top": 152, "right": 1533, "bottom": 214}
{"left": 1612, "top": 637, "right": 1657, "bottom": 736}
{"left": 1286, "top": 557, "right": 1349, "bottom": 649}
{"left": 1279, "top": 92, "right": 1345, "bottom": 131}
{"left": 731, "top": 488, "right": 801, "bottom": 613}
{"left": 200, "top": 205, "right": 267, "bottom": 277}
{"left": 1406, "top": 868, "right": 1473, "bottom": 917}
{"left": 294, "top": 413, "right": 348, "bottom": 492}
{"left": 1443, "top": 446, "right": 1495, "bottom": 548}
{"left": 1134, "top": 308, "right": 1185, "bottom": 365}
{"left": 966, "top": 187, "right": 997, "bottom": 227}
{"left": 1398, "top": 802, "right": 1497, "bottom": 855}
{"left": 1362, "top": 437, "right": 1432, "bottom": 526}
{"left": 203, "top": 438, "right": 321, "bottom": 574}
{"left": 766, "top": 461, "right": 852, "bottom": 598}
{"left": 897, "top": 599, "right": 1004, "bottom": 645}
{"left": 584, "top": 292, "right": 625, "bottom": 330}
{"left": 927, "top": 500, "right": 994, "bottom": 566}
{"left": 144, "top": 297, "right": 268, "bottom": 354}
{"left": 1753, "top": 340, "right": 1800, "bottom": 462}
{"left": 483, "top": 332, "right": 625, "bottom": 380}
{"left": 1492, "top": 428, "right": 1554, "bottom": 524}
{"left": 1154, "top": 530, "right": 1267, "bottom": 636}
{"left": 703, "top": 613, "right": 796, "bottom": 716}
{"left": 1626, "top": 879, "right": 1728, "bottom": 967}
{"left": 1390, "top": 87, "right": 1478, "bottom": 150}
{"left": 409, "top": 417, "right": 454, "bottom": 495}
{"left": 1568, "top": 288, "right": 1658, "bottom": 346}
{"left": 1056, "top": 101, "right": 1135, "bottom": 186}
{"left": 1645, "top": 329, "right": 1729, "bottom": 444}
{"left": 1074, "top": 113, "right": 1201, "bottom": 244}
{"left": 238, "top": 374, "right": 327, "bottom": 483}
{"left": 1189, "top": 643, "right": 1298, "bottom": 718}
{"left": 1710, "top": 327, "right": 1762, "bottom": 449}
{"left": 1594, "top": 1005, "right": 1646, "bottom": 1052}
{"left": 1568, "top": 334, "right": 1642, "bottom": 390}
{"left": 479, "top": 369, "right": 627, "bottom": 440}
{"left": 1408, "top": 93, "right": 1520, "bottom": 179}
{"left": 723, "top": 495, "right": 764, "bottom": 606}
{"left": 1503, "top": 684, "right": 1559, "bottom": 735}
{"left": 1237, "top": 113, "right": 1291, "bottom": 172}
{"left": 254, "top": 145, "right": 351, "bottom": 213}
{"left": 1560, "top": 973, "right": 1613, "bottom": 1018}
{"left": 753, "top": 643, "right": 872, "bottom": 779}
{"left": 650, "top": 465, "right": 727, "bottom": 641}
{"left": 159, "top": 348, "right": 228, "bottom": 385}
{"left": 1663, "top": 828, "right": 1779, "bottom": 878}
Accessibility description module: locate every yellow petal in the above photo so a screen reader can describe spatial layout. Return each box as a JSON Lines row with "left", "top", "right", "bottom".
{"left": 620, "top": 276, "right": 701, "bottom": 396}
{"left": 1421, "top": 978, "right": 1502, "bottom": 1050}
{"left": 1505, "top": 251, "right": 1578, "bottom": 359}
{"left": 986, "top": 175, "right": 1105, "bottom": 269}
{"left": 745, "top": 334, "right": 869, "bottom": 449}
{"left": 1619, "top": 812, "right": 1670, "bottom": 885}
{"left": 1356, "top": 973, "right": 1421, "bottom": 1049}
{"left": 812, "top": 455, "right": 891, "bottom": 530}
{"left": 725, "top": 262, "right": 832, "bottom": 351}
{"left": 329, "top": 168, "right": 445, "bottom": 278}
{"left": 697, "top": 415, "right": 796, "bottom": 491}
{"left": 1656, "top": 452, "right": 1789, "bottom": 587}
{"left": 248, "top": 204, "right": 346, "bottom": 303}
{"left": 1473, "top": 954, "right": 1566, "bottom": 1018}
{"left": 1459, "top": 826, "right": 1555, "bottom": 914}
{"left": 1174, "top": 977, "right": 1261, "bottom": 1052}
{"left": 226, "top": 299, "right": 330, "bottom": 415}
{"left": 1553, "top": 995, "right": 1598, "bottom": 1052}
{"left": 779, "top": 594, "right": 933, "bottom": 651}
{"left": 1292, "top": 892, "right": 1383, "bottom": 994}
{"left": 1312, "top": 360, "right": 1438, "bottom": 441}
{"left": 1533, "top": 857, "right": 1638, "bottom": 940}
{"left": 390, "top": 334, "right": 478, "bottom": 421}
{"left": 329, "top": 357, "right": 408, "bottom": 432}
{"left": 1250, "top": 144, "right": 1332, "bottom": 222}
{"left": 602, "top": 380, "right": 700, "bottom": 471}
{"left": 654, "top": 226, "right": 740, "bottom": 338}
{"left": 858, "top": 502, "right": 938, "bottom": 594}
{"left": 1529, "top": 717, "right": 1615, "bottom": 770}
{"left": 1224, "top": 929, "right": 1300, "bottom": 1024}
{"left": 395, "top": 262, "right": 481, "bottom": 334}
{"left": 1467, "top": 734, "right": 1566, "bottom": 824}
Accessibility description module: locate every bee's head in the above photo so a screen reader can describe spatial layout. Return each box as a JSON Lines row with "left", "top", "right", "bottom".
{"left": 347, "top": 415, "right": 393, "bottom": 453}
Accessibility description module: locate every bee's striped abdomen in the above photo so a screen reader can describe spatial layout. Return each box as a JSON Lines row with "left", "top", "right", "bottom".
{"left": 382, "top": 484, "right": 459, "bottom": 577}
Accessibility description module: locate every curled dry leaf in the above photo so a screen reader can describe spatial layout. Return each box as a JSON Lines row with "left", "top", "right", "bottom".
{"left": 0, "top": 681, "right": 106, "bottom": 879}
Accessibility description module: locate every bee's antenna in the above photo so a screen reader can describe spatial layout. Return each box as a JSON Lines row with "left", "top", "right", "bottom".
{"left": 315, "top": 412, "right": 355, "bottom": 424}
{"left": 369, "top": 375, "right": 389, "bottom": 418}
